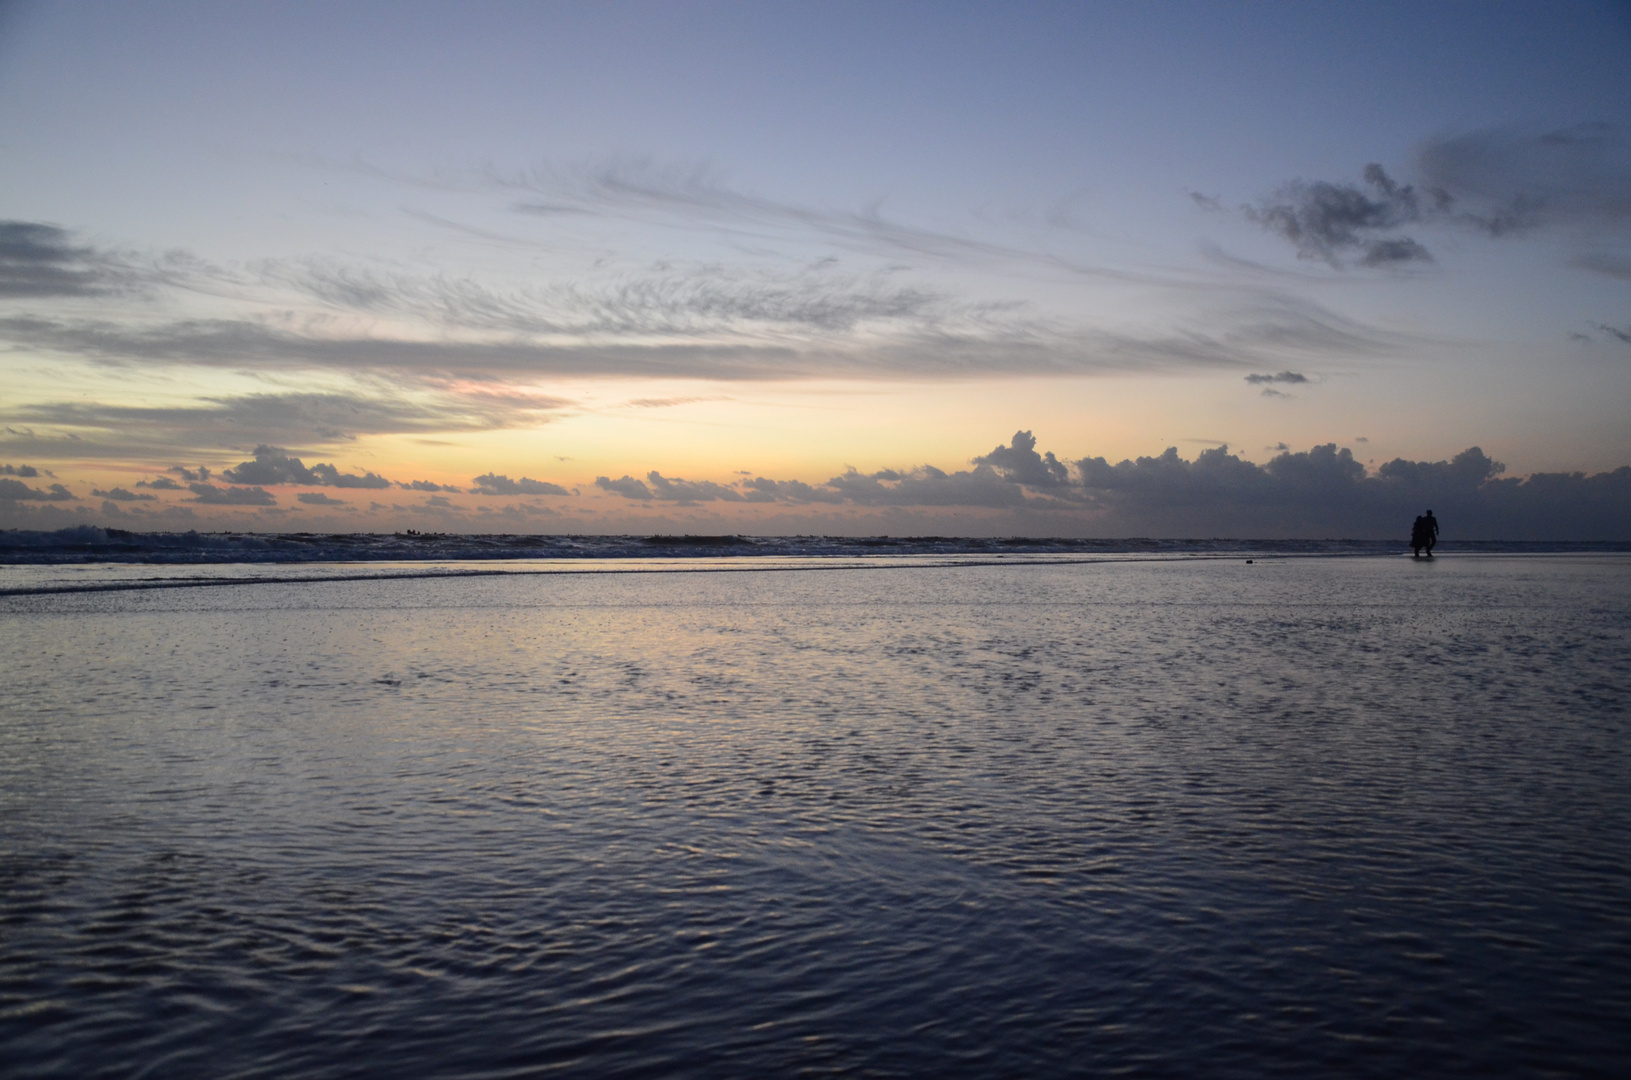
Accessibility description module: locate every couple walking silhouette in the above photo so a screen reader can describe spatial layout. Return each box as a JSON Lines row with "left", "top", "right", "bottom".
{"left": 1411, "top": 510, "right": 1439, "bottom": 557}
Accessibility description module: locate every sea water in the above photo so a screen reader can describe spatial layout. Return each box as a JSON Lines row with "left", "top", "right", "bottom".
{"left": 2, "top": 554, "right": 1628, "bottom": 1077}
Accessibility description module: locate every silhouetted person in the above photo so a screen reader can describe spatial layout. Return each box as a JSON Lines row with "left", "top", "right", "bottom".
{"left": 1410, "top": 514, "right": 1427, "bottom": 557}
{"left": 1423, "top": 509, "right": 1438, "bottom": 556}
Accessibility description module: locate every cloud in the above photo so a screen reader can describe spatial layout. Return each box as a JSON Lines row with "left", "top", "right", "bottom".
{"left": 1246, "top": 164, "right": 1435, "bottom": 267}
{"left": 635, "top": 429, "right": 1629, "bottom": 537}
{"left": 0, "top": 276, "right": 1409, "bottom": 383}
{"left": 168, "top": 465, "right": 211, "bottom": 481}
{"left": 296, "top": 491, "right": 348, "bottom": 506}
{"left": 136, "top": 476, "right": 183, "bottom": 489}
{"left": 221, "top": 445, "right": 392, "bottom": 488}
{"left": 400, "top": 479, "right": 461, "bottom": 492}
{"left": 0, "top": 221, "right": 139, "bottom": 299}
{"left": 92, "top": 487, "right": 156, "bottom": 502}
{"left": 1, "top": 464, "right": 41, "bottom": 477}
{"left": 282, "top": 258, "right": 946, "bottom": 338}
{"left": 1416, "top": 124, "right": 1631, "bottom": 233}
{"left": 401, "top": 494, "right": 470, "bottom": 519}
{"left": 1574, "top": 252, "right": 1631, "bottom": 280}
{"left": 594, "top": 475, "right": 654, "bottom": 501}
{"left": 1247, "top": 126, "right": 1631, "bottom": 268}
{"left": 496, "top": 158, "right": 1140, "bottom": 279}
{"left": 188, "top": 482, "right": 276, "bottom": 506}
{"left": 1598, "top": 324, "right": 1631, "bottom": 345}
{"left": 1359, "top": 237, "right": 1433, "bottom": 266}
{"left": 739, "top": 476, "right": 846, "bottom": 504}
{"left": 643, "top": 471, "right": 744, "bottom": 503}
{"left": 626, "top": 396, "right": 717, "bottom": 409}
{"left": 820, "top": 464, "right": 1034, "bottom": 508}
{"left": 971, "top": 430, "right": 1070, "bottom": 488}
{"left": 1070, "top": 442, "right": 1631, "bottom": 539}
{"left": 594, "top": 446, "right": 1064, "bottom": 509}
{"left": 469, "top": 472, "right": 571, "bottom": 496}
{"left": 1, "top": 391, "right": 542, "bottom": 459}
{"left": 0, "top": 477, "right": 76, "bottom": 501}
{"left": 1244, "top": 371, "right": 1309, "bottom": 385}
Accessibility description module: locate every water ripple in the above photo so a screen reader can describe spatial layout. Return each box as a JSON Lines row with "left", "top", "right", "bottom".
{"left": 2, "top": 555, "right": 1628, "bottom": 1077}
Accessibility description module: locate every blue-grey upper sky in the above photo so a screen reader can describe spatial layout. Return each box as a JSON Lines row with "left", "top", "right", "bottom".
{"left": 1, "top": 0, "right": 1628, "bottom": 535}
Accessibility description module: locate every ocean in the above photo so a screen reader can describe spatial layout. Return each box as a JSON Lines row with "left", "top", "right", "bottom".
{"left": 2, "top": 549, "right": 1628, "bottom": 1077}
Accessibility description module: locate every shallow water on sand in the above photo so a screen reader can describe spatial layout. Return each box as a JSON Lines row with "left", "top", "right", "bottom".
{"left": 3, "top": 555, "right": 1629, "bottom": 1078}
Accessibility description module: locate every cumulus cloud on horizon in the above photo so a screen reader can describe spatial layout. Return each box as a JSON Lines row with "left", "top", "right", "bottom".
{"left": 188, "top": 482, "right": 275, "bottom": 506}
{"left": 589, "top": 430, "right": 1631, "bottom": 540}
{"left": 5, "top": 430, "right": 1629, "bottom": 539}
{"left": 0, "top": 477, "right": 76, "bottom": 501}
{"left": 222, "top": 445, "right": 392, "bottom": 489}
{"left": 469, "top": 472, "right": 571, "bottom": 496}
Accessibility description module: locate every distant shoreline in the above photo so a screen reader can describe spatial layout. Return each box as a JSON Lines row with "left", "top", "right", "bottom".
{"left": 3, "top": 527, "right": 1629, "bottom": 569}
{"left": 4, "top": 545, "right": 1630, "bottom": 598}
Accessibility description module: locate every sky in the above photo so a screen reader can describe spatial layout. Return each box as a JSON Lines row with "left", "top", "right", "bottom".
{"left": 2, "top": 0, "right": 1629, "bottom": 537}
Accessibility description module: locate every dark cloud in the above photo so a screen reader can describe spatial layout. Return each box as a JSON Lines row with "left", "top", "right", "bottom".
{"left": 400, "top": 479, "right": 461, "bottom": 492}
{"left": 402, "top": 495, "right": 467, "bottom": 518}
{"left": 0, "top": 221, "right": 135, "bottom": 298}
{"left": 1, "top": 391, "right": 537, "bottom": 459}
{"left": 1246, "top": 165, "right": 1433, "bottom": 266}
{"left": 0, "top": 477, "right": 76, "bottom": 501}
{"left": 481, "top": 501, "right": 563, "bottom": 521}
{"left": 594, "top": 475, "right": 654, "bottom": 501}
{"left": 1244, "top": 371, "right": 1309, "bottom": 385}
{"left": 1, "top": 464, "right": 41, "bottom": 477}
{"left": 665, "top": 430, "right": 1631, "bottom": 536}
{"left": 644, "top": 471, "right": 744, "bottom": 503}
{"left": 592, "top": 472, "right": 740, "bottom": 504}
{"left": 1248, "top": 126, "right": 1631, "bottom": 269}
{"left": 188, "top": 483, "right": 276, "bottom": 506}
{"left": 92, "top": 487, "right": 156, "bottom": 502}
{"left": 310, "top": 463, "right": 391, "bottom": 488}
{"left": 296, "top": 491, "right": 348, "bottom": 506}
{"left": 0, "top": 314, "right": 816, "bottom": 380}
{"left": 169, "top": 465, "right": 211, "bottom": 481}
{"left": 739, "top": 477, "right": 845, "bottom": 504}
{"left": 136, "top": 476, "right": 183, "bottom": 490}
{"left": 971, "top": 430, "right": 1070, "bottom": 488}
{"left": 1598, "top": 324, "right": 1631, "bottom": 345}
{"left": 1573, "top": 252, "right": 1631, "bottom": 280}
{"left": 0, "top": 287, "right": 1406, "bottom": 382}
{"left": 1416, "top": 124, "right": 1631, "bottom": 233}
{"left": 821, "top": 464, "right": 1031, "bottom": 508}
{"left": 1359, "top": 238, "right": 1432, "bottom": 266}
{"left": 1072, "top": 443, "right": 1630, "bottom": 539}
{"left": 598, "top": 439, "right": 1068, "bottom": 509}
{"left": 221, "top": 445, "right": 392, "bottom": 488}
{"left": 469, "top": 473, "right": 571, "bottom": 496}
